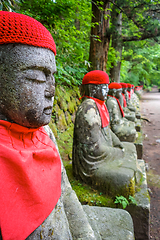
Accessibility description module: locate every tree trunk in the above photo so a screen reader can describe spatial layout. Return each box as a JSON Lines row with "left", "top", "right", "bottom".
{"left": 89, "top": 1, "right": 110, "bottom": 72}
{"left": 110, "top": 6, "right": 122, "bottom": 83}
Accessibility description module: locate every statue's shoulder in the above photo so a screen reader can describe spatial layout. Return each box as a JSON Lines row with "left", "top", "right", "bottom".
{"left": 77, "top": 98, "right": 98, "bottom": 114}
{"left": 75, "top": 98, "right": 101, "bottom": 127}
{"left": 106, "top": 96, "right": 117, "bottom": 108}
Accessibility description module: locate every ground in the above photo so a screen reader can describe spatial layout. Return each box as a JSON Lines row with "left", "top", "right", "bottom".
{"left": 140, "top": 87, "right": 160, "bottom": 239}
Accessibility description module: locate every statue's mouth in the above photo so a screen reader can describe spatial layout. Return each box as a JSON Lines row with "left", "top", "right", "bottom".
{"left": 43, "top": 107, "right": 52, "bottom": 115}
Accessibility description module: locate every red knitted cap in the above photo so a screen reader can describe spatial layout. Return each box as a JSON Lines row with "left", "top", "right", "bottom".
{"left": 82, "top": 70, "right": 109, "bottom": 85}
{"left": 0, "top": 11, "right": 56, "bottom": 55}
{"left": 127, "top": 83, "right": 132, "bottom": 88}
{"left": 109, "top": 82, "right": 122, "bottom": 89}
{"left": 120, "top": 83, "right": 128, "bottom": 88}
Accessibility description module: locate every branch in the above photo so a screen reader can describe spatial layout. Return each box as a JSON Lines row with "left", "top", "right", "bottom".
{"left": 123, "top": 31, "right": 160, "bottom": 42}
{"left": 109, "top": 0, "right": 145, "bottom": 30}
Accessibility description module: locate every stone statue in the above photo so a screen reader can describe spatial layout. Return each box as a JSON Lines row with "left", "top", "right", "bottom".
{"left": 120, "top": 83, "right": 136, "bottom": 122}
{"left": 127, "top": 84, "right": 141, "bottom": 119}
{"left": 0, "top": 11, "right": 97, "bottom": 240}
{"left": 0, "top": 11, "right": 136, "bottom": 240}
{"left": 134, "top": 85, "right": 143, "bottom": 99}
{"left": 106, "top": 82, "right": 137, "bottom": 142}
{"left": 73, "top": 70, "right": 142, "bottom": 199}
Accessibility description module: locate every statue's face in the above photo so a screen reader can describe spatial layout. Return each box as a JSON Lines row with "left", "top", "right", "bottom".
{"left": 91, "top": 84, "right": 109, "bottom": 101}
{"left": 115, "top": 88, "right": 122, "bottom": 99}
{"left": 108, "top": 88, "right": 116, "bottom": 97}
{"left": 122, "top": 88, "right": 127, "bottom": 94}
{"left": 128, "top": 87, "right": 131, "bottom": 92}
{"left": 0, "top": 45, "right": 56, "bottom": 128}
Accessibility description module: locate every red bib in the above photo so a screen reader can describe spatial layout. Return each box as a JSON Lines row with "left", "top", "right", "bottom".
{"left": 84, "top": 96, "right": 110, "bottom": 128}
{"left": 108, "top": 95, "right": 125, "bottom": 117}
{"left": 122, "top": 93, "right": 127, "bottom": 107}
{"left": 0, "top": 120, "right": 61, "bottom": 240}
{"left": 127, "top": 91, "right": 131, "bottom": 100}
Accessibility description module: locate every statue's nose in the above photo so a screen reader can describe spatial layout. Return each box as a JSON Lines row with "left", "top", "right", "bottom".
{"left": 45, "top": 85, "right": 55, "bottom": 98}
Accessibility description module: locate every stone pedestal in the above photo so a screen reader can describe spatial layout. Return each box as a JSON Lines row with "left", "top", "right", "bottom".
{"left": 126, "top": 160, "right": 150, "bottom": 240}
{"left": 134, "top": 131, "right": 143, "bottom": 159}
{"left": 83, "top": 205, "right": 135, "bottom": 240}
{"left": 135, "top": 119, "right": 142, "bottom": 132}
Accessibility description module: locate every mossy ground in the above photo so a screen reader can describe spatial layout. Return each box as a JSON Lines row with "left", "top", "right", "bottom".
{"left": 65, "top": 163, "right": 116, "bottom": 208}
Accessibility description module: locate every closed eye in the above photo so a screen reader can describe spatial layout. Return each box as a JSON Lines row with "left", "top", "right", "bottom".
{"left": 24, "top": 69, "right": 46, "bottom": 82}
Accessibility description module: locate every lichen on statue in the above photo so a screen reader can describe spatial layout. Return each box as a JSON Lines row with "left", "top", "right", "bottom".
{"left": 0, "top": 11, "right": 96, "bottom": 240}
{"left": 106, "top": 82, "right": 137, "bottom": 142}
{"left": 72, "top": 71, "right": 143, "bottom": 198}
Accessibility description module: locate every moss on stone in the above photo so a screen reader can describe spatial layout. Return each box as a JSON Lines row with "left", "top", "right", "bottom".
{"left": 68, "top": 100, "right": 76, "bottom": 114}
{"left": 57, "top": 111, "right": 68, "bottom": 131}
{"left": 57, "top": 124, "right": 74, "bottom": 160}
{"left": 49, "top": 121, "right": 58, "bottom": 138}
{"left": 65, "top": 164, "right": 115, "bottom": 208}
{"left": 59, "top": 98, "right": 68, "bottom": 112}
{"left": 65, "top": 111, "right": 72, "bottom": 125}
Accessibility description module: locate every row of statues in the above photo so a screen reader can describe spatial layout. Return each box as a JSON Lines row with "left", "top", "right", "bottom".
{"left": 73, "top": 71, "right": 143, "bottom": 198}
{"left": 0, "top": 11, "right": 143, "bottom": 240}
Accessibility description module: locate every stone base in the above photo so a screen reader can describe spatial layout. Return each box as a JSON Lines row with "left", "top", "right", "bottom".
{"left": 83, "top": 205, "right": 134, "bottom": 240}
{"left": 134, "top": 131, "right": 143, "bottom": 159}
{"left": 126, "top": 159, "right": 150, "bottom": 240}
{"left": 135, "top": 119, "right": 142, "bottom": 132}
{"left": 136, "top": 112, "right": 141, "bottom": 119}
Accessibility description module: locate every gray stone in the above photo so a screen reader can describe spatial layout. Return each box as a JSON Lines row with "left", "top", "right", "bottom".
{"left": 134, "top": 132, "right": 143, "bottom": 159}
{"left": 83, "top": 205, "right": 135, "bottom": 240}
{"left": 106, "top": 95, "right": 137, "bottom": 142}
{"left": 126, "top": 160, "right": 150, "bottom": 240}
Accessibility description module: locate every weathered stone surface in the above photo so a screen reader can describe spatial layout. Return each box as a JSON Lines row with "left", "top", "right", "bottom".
{"left": 106, "top": 96, "right": 137, "bottom": 142}
{"left": 134, "top": 131, "right": 143, "bottom": 159}
{"left": 135, "top": 119, "right": 142, "bottom": 132}
{"left": 83, "top": 205, "right": 135, "bottom": 240}
{"left": 126, "top": 160, "right": 150, "bottom": 240}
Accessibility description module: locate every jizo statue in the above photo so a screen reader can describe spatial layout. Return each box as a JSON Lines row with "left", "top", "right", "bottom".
{"left": 0, "top": 11, "right": 97, "bottom": 240}
{"left": 106, "top": 82, "right": 137, "bottom": 142}
{"left": 72, "top": 71, "right": 142, "bottom": 199}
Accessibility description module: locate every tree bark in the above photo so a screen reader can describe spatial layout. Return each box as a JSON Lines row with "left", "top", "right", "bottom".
{"left": 89, "top": 1, "right": 110, "bottom": 72}
{"left": 110, "top": 6, "right": 122, "bottom": 83}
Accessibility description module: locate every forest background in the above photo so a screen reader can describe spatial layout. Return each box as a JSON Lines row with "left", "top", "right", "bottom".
{"left": 2, "top": 0, "right": 160, "bottom": 89}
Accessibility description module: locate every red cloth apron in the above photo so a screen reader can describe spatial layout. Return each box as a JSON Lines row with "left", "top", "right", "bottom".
{"left": 127, "top": 91, "right": 131, "bottom": 100}
{"left": 108, "top": 95, "right": 125, "bottom": 117}
{"left": 0, "top": 120, "right": 61, "bottom": 240}
{"left": 122, "top": 93, "right": 127, "bottom": 107}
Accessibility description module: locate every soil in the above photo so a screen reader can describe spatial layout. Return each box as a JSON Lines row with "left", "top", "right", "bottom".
{"left": 140, "top": 87, "right": 160, "bottom": 240}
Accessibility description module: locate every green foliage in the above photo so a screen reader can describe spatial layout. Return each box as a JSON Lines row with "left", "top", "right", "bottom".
{"left": 120, "top": 40, "right": 160, "bottom": 87}
{"left": 4, "top": 0, "right": 160, "bottom": 87}
{"left": 17, "top": 0, "right": 92, "bottom": 86}
{"left": 0, "top": 0, "right": 19, "bottom": 10}
{"left": 114, "top": 196, "right": 129, "bottom": 209}
{"left": 114, "top": 195, "right": 137, "bottom": 209}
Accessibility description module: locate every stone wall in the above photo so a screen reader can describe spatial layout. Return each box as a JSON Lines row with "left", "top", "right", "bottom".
{"left": 49, "top": 85, "right": 81, "bottom": 161}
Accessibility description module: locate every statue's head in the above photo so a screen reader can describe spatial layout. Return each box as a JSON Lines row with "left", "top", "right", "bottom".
{"left": 108, "top": 82, "right": 122, "bottom": 99}
{"left": 120, "top": 83, "right": 128, "bottom": 94}
{"left": 127, "top": 83, "right": 132, "bottom": 92}
{"left": 0, "top": 11, "right": 56, "bottom": 128}
{"left": 81, "top": 70, "right": 109, "bottom": 101}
